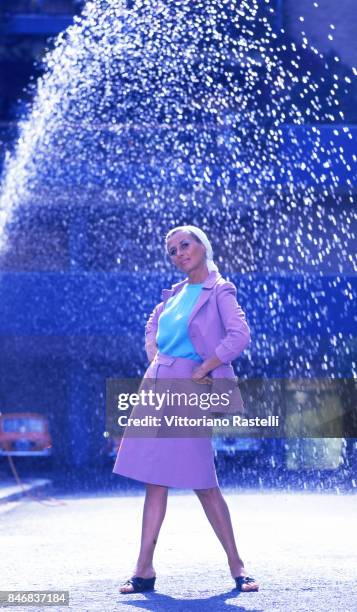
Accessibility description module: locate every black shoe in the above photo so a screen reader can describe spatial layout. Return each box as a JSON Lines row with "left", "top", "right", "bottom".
{"left": 120, "top": 576, "right": 156, "bottom": 594}
{"left": 234, "top": 575, "right": 259, "bottom": 592}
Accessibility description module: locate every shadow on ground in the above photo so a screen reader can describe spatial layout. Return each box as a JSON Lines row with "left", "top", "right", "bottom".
{"left": 115, "top": 589, "right": 263, "bottom": 612}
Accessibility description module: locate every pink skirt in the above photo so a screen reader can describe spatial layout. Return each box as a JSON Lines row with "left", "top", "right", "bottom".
{"left": 112, "top": 353, "right": 219, "bottom": 489}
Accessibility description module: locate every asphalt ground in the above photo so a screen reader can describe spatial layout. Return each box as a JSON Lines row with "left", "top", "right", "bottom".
{"left": 1, "top": 487, "right": 356, "bottom": 612}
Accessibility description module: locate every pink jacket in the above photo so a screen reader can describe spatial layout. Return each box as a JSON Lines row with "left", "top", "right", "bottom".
{"left": 145, "top": 270, "right": 251, "bottom": 382}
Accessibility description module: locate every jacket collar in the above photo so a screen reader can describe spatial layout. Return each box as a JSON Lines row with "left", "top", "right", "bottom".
{"left": 161, "top": 270, "right": 221, "bottom": 302}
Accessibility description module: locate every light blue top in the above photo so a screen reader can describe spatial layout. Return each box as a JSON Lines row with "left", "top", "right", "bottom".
{"left": 156, "top": 283, "right": 204, "bottom": 362}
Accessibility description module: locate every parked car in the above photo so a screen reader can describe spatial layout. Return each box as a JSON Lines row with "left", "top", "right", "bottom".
{"left": 103, "top": 432, "right": 122, "bottom": 458}
{"left": 0, "top": 412, "right": 52, "bottom": 456}
{"left": 212, "top": 419, "right": 265, "bottom": 465}
{"left": 212, "top": 435, "right": 263, "bottom": 455}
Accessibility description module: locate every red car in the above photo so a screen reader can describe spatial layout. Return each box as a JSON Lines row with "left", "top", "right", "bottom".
{"left": 0, "top": 412, "right": 52, "bottom": 456}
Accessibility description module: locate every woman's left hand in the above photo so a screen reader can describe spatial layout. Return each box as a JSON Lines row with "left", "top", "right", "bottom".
{"left": 191, "top": 366, "right": 212, "bottom": 385}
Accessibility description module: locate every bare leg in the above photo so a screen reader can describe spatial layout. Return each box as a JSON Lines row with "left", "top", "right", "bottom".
{"left": 194, "top": 486, "right": 258, "bottom": 591}
{"left": 120, "top": 483, "right": 168, "bottom": 593}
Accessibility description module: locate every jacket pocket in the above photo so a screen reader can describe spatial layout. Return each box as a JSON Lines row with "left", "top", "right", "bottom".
{"left": 211, "top": 363, "right": 235, "bottom": 378}
{"left": 209, "top": 377, "right": 244, "bottom": 415}
{"left": 154, "top": 353, "right": 176, "bottom": 366}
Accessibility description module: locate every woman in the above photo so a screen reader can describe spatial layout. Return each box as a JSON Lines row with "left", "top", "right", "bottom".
{"left": 113, "top": 224, "right": 259, "bottom": 594}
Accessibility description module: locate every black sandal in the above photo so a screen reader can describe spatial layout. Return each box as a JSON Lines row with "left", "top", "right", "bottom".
{"left": 234, "top": 575, "right": 259, "bottom": 592}
{"left": 120, "top": 576, "right": 156, "bottom": 593}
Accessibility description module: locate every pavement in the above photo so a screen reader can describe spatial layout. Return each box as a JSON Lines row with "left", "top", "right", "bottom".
{"left": 1, "top": 486, "right": 357, "bottom": 612}
{"left": 0, "top": 478, "right": 52, "bottom": 504}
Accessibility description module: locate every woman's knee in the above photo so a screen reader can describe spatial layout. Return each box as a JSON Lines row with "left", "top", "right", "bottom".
{"left": 194, "top": 485, "right": 220, "bottom": 499}
{"left": 146, "top": 483, "right": 168, "bottom": 497}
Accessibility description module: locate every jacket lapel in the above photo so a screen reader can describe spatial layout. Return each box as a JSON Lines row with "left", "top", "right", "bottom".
{"left": 187, "top": 271, "right": 221, "bottom": 326}
{"left": 161, "top": 279, "right": 187, "bottom": 305}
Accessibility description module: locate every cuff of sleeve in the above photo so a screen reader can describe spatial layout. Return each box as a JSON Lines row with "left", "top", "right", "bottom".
{"left": 214, "top": 346, "right": 231, "bottom": 365}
